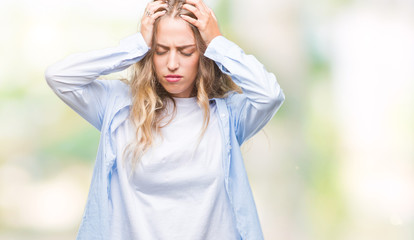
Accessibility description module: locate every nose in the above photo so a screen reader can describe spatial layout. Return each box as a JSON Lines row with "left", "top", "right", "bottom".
{"left": 167, "top": 51, "right": 179, "bottom": 72}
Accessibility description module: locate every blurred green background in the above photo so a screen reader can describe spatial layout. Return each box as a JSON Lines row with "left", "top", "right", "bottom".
{"left": 1, "top": 0, "right": 413, "bottom": 239}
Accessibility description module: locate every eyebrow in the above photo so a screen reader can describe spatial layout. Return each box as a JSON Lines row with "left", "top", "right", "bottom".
{"left": 155, "top": 43, "right": 196, "bottom": 50}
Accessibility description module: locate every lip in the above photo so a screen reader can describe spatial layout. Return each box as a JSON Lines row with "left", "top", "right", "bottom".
{"left": 165, "top": 75, "right": 183, "bottom": 83}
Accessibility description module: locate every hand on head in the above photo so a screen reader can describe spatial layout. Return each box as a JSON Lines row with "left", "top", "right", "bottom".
{"left": 179, "top": 0, "right": 221, "bottom": 46}
{"left": 140, "top": 0, "right": 222, "bottom": 47}
{"left": 140, "top": 1, "right": 168, "bottom": 47}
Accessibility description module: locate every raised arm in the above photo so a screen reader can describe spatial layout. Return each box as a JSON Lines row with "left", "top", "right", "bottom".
{"left": 205, "top": 36, "right": 284, "bottom": 144}
{"left": 45, "top": 33, "right": 150, "bottom": 130}
{"left": 45, "top": 1, "right": 168, "bottom": 130}
{"left": 181, "top": 0, "right": 285, "bottom": 144}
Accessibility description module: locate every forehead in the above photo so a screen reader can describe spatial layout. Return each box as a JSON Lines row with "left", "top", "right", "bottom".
{"left": 156, "top": 17, "right": 196, "bottom": 46}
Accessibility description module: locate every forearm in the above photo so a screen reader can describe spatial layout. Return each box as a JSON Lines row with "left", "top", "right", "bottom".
{"left": 204, "top": 36, "right": 284, "bottom": 110}
{"left": 45, "top": 32, "right": 149, "bottom": 94}
{"left": 205, "top": 36, "right": 285, "bottom": 143}
{"left": 44, "top": 32, "right": 149, "bottom": 130}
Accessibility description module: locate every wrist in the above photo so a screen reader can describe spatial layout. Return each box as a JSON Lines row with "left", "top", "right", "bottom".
{"left": 206, "top": 33, "right": 222, "bottom": 46}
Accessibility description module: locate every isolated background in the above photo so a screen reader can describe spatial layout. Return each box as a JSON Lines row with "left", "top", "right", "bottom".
{"left": 1, "top": 0, "right": 413, "bottom": 239}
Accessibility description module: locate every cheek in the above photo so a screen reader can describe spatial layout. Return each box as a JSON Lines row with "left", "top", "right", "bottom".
{"left": 184, "top": 56, "right": 199, "bottom": 74}
{"left": 153, "top": 57, "right": 163, "bottom": 75}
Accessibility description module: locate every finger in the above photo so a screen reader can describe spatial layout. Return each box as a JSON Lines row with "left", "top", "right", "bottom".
{"left": 191, "top": 0, "right": 211, "bottom": 13}
{"left": 198, "top": 0, "right": 211, "bottom": 12}
{"left": 182, "top": 3, "right": 201, "bottom": 19}
{"left": 150, "top": 10, "right": 167, "bottom": 21}
{"left": 183, "top": 3, "right": 211, "bottom": 23}
{"left": 180, "top": 14, "right": 199, "bottom": 27}
{"left": 145, "top": 1, "right": 168, "bottom": 14}
{"left": 142, "top": 10, "right": 166, "bottom": 26}
{"left": 144, "top": 0, "right": 161, "bottom": 11}
{"left": 144, "top": 7, "right": 167, "bottom": 19}
{"left": 209, "top": 9, "right": 217, "bottom": 21}
{"left": 148, "top": 0, "right": 166, "bottom": 6}
{"left": 184, "top": 0, "right": 208, "bottom": 11}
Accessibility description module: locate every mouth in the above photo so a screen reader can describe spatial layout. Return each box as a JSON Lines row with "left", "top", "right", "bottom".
{"left": 165, "top": 75, "right": 183, "bottom": 83}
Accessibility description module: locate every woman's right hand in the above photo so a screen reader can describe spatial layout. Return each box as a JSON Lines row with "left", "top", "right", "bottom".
{"left": 140, "top": 0, "right": 168, "bottom": 47}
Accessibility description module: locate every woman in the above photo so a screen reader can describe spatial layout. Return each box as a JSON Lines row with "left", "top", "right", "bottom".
{"left": 45, "top": 0, "right": 284, "bottom": 239}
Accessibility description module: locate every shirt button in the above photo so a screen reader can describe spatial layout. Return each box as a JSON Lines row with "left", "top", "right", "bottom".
{"left": 221, "top": 114, "right": 226, "bottom": 118}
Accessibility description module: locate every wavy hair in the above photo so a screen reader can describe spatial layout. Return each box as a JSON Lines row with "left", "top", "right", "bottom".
{"left": 124, "top": 0, "right": 241, "bottom": 170}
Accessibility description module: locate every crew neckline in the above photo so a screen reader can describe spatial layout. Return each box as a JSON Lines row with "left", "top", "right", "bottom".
{"left": 172, "top": 97, "right": 197, "bottom": 106}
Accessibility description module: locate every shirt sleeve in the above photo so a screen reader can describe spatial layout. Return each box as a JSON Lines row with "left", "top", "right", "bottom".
{"left": 204, "top": 36, "right": 285, "bottom": 144}
{"left": 45, "top": 33, "right": 149, "bottom": 130}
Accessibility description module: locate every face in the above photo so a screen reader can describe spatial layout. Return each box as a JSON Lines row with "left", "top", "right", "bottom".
{"left": 153, "top": 16, "right": 200, "bottom": 98}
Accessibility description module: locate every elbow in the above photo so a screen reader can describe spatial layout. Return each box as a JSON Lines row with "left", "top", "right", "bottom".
{"left": 267, "top": 87, "right": 285, "bottom": 113}
{"left": 44, "top": 66, "right": 54, "bottom": 85}
{"left": 275, "top": 88, "right": 285, "bottom": 106}
{"left": 44, "top": 65, "right": 59, "bottom": 90}
{"left": 249, "top": 85, "right": 285, "bottom": 113}
{"left": 261, "top": 72, "right": 285, "bottom": 111}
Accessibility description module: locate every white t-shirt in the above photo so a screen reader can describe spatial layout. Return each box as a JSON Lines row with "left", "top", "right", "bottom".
{"left": 109, "top": 97, "right": 240, "bottom": 240}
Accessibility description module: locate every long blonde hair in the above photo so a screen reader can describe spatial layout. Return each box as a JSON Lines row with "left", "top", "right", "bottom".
{"left": 124, "top": 0, "right": 241, "bottom": 169}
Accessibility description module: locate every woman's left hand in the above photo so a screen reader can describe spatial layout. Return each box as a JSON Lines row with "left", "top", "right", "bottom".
{"left": 180, "top": 0, "right": 222, "bottom": 46}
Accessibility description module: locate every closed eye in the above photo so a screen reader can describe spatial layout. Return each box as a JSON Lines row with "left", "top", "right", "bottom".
{"left": 180, "top": 51, "right": 194, "bottom": 56}
{"left": 155, "top": 43, "right": 196, "bottom": 56}
{"left": 155, "top": 51, "right": 167, "bottom": 55}
{"left": 155, "top": 45, "right": 168, "bottom": 55}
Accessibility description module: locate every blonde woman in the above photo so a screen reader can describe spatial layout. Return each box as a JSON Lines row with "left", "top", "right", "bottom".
{"left": 45, "top": 0, "right": 284, "bottom": 239}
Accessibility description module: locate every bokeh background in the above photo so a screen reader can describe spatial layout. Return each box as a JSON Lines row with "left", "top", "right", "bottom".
{"left": 1, "top": 0, "right": 414, "bottom": 239}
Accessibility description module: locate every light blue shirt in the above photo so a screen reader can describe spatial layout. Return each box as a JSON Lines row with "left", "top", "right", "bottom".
{"left": 45, "top": 32, "right": 285, "bottom": 240}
